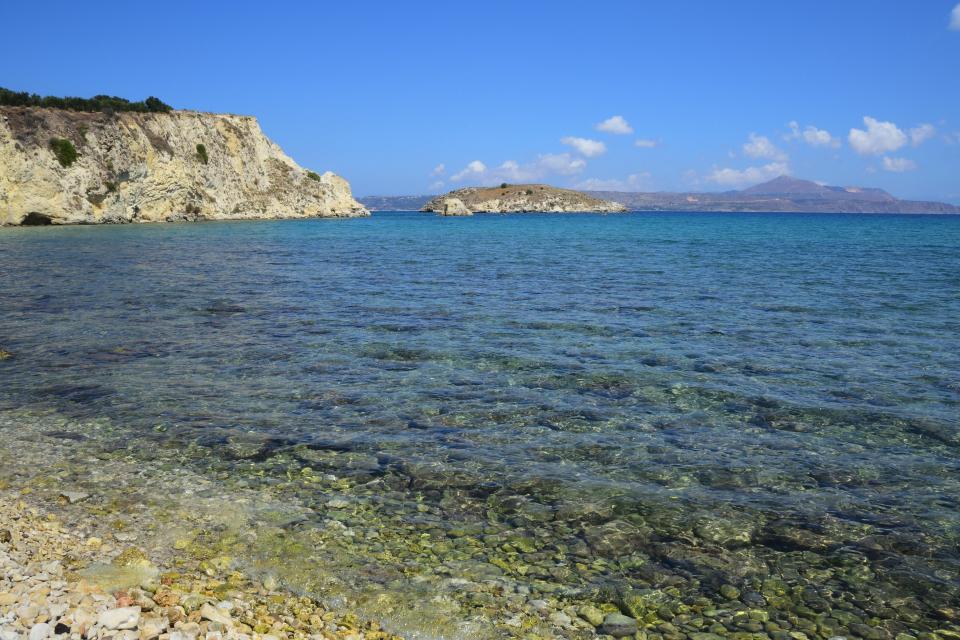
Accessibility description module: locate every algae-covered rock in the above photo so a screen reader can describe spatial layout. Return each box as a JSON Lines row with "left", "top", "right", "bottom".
{"left": 601, "top": 612, "right": 638, "bottom": 637}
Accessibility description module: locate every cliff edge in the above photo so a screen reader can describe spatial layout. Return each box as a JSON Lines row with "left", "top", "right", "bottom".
{"left": 0, "top": 107, "right": 367, "bottom": 225}
{"left": 422, "top": 184, "right": 628, "bottom": 214}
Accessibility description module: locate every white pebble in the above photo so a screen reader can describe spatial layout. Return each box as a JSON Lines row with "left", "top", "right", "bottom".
{"left": 28, "top": 623, "right": 51, "bottom": 640}
{"left": 97, "top": 607, "right": 140, "bottom": 631}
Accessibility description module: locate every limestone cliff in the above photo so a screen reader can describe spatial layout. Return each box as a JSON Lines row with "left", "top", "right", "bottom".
{"left": 438, "top": 197, "right": 472, "bottom": 216}
{"left": 422, "top": 184, "right": 628, "bottom": 214}
{"left": 0, "top": 107, "right": 367, "bottom": 225}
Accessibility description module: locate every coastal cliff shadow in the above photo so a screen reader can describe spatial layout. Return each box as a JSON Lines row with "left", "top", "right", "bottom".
{"left": 20, "top": 212, "right": 53, "bottom": 225}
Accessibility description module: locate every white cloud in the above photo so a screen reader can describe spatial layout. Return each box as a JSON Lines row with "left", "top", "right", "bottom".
{"left": 430, "top": 163, "right": 445, "bottom": 176}
{"left": 951, "top": 3, "right": 960, "bottom": 30}
{"left": 909, "top": 123, "right": 935, "bottom": 146}
{"left": 451, "top": 160, "right": 488, "bottom": 181}
{"left": 848, "top": 116, "right": 907, "bottom": 155}
{"left": 634, "top": 138, "right": 658, "bottom": 148}
{"left": 575, "top": 173, "right": 652, "bottom": 191}
{"left": 706, "top": 162, "right": 790, "bottom": 187}
{"left": 743, "top": 133, "right": 788, "bottom": 162}
{"left": 595, "top": 115, "right": 633, "bottom": 135}
{"left": 429, "top": 180, "right": 445, "bottom": 191}
{"left": 786, "top": 121, "right": 840, "bottom": 147}
{"left": 882, "top": 156, "right": 917, "bottom": 172}
{"left": 534, "top": 153, "right": 588, "bottom": 175}
{"left": 561, "top": 136, "right": 607, "bottom": 157}
{"left": 449, "top": 154, "right": 586, "bottom": 185}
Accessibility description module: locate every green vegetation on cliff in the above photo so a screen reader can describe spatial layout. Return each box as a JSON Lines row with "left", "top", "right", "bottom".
{"left": 0, "top": 87, "right": 172, "bottom": 114}
{"left": 49, "top": 138, "right": 78, "bottom": 168}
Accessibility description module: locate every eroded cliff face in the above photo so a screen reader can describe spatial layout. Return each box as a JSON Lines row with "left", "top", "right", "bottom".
{"left": 0, "top": 107, "right": 367, "bottom": 225}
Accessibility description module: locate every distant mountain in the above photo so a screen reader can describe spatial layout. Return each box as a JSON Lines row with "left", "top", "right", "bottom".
{"left": 360, "top": 177, "right": 959, "bottom": 215}
{"left": 358, "top": 194, "right": 434, "bottom": 211}
{"left": 589, "top": 176, "right": 959, "bottom": 214}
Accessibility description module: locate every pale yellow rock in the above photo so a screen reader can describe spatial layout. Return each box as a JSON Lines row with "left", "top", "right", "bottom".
{"left": 423, "top": 183, "right": 627, "bottom": 214}
{"left": 438, "top": 197, "right": 472, "bottom": 216}
{"left": 0, "top": 106, "right": 368, "bottom": 225}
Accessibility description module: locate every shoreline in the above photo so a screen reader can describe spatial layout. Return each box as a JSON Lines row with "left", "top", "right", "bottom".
{"left": 0, "top": 491, "right": 400, "bottom": 640}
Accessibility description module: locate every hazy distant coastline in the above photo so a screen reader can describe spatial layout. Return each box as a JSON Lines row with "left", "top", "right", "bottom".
{"left": 360, "top": 176, "right": 960, "bottom": 214}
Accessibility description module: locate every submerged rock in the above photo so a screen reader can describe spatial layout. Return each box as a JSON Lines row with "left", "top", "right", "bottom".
{"left": 601, "top": 612, "right": 638, "bottom": 637}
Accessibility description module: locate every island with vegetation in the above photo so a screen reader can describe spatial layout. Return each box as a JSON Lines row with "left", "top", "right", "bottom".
{"left": 0, "top": 88, "right": 367, "bottom": 225}
{"left": 421, "top": 184, "right": 628, "bottom": 215}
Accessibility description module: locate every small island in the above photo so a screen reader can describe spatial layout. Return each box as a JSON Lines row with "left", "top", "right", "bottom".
{"left": 421, "top": 184, "right": 628, "bottom": 215}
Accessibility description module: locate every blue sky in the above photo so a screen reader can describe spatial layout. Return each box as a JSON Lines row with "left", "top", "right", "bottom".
{"left": 2, "top": 1, "right": 959, "bottom": 201}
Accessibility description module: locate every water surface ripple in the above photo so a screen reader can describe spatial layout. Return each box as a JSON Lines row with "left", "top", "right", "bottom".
{"left": 1, "top": 212, "right": 958, "bottom": 638}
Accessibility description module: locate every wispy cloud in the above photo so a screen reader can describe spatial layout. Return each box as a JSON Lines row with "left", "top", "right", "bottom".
{"left": 706, "top": 162, "right": 789, "bottom": 187}
{"left": 743, "top": 133, "right": 788, "bottom": 162}
{"left": 449, "top": 154, "right": 587, "bottom": 185}
{"left": 909, "top": 123, "right": 935, "bottom": 147}
{"left": 575, "top": 173, "right": 652, "bottom": 191}
{"left": 595, "top": 115, "right": 633, "bottom": 135}
{"left": 882, "top": 156, "right": 917, "bottom": 173}
{"left": 849, "top": 116, "right": 907, "bottom": 155}
{"left": 786, "top": 121, "right": 840, "bottom": 147}
{"left": 634, "top": 138, "right": 658, "bottom": 148}
{"left": 430, "top": 163, "right": 446, "bottom": 176}
{"left": 561, "top": 136, "right": 607, "bottom": 157}
{"left": 951, "top": 3, "right": 960, "bottom": 30}
{"left": 451, "top": 160, "right": 488, "bottom": 182}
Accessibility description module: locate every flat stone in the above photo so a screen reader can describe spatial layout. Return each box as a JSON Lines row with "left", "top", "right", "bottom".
{"left": 98, "top": 606, "right": 141, "bottom": 630}
{"left": 59, "top": 491, "right": 90, "bottom": 504}
{"left": 199, "top": 603, "right": 233, "bottom": 627}
{"left": 601, "top": 613, "right": 638, "bottom": 638}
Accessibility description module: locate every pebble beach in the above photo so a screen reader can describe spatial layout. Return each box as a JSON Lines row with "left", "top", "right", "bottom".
{"left": 0, "top": 493, "right": 400, "bottom": 640}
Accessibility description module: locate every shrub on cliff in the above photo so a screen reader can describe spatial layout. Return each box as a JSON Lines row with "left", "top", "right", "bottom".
{"left": 196, "top": 143, "right": 208, "bottom": 165}
{"left": 49, "top": 138, "right": 78, "bottom": 168}
{"left": 306, "top": 171, "right": 321, "bottom": 181}
{"left": 0, "top": 87, "right": 172, "bottom": 113}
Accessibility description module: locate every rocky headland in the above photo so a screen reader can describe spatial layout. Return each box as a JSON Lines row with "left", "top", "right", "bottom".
{"left": 0, "top": 106, "right": 367, "bottom": 225}
{"left": 421, "top": 185, "right": 628, "bottom": 214}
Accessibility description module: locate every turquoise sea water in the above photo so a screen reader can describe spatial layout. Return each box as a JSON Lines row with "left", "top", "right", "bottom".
{"left": 1, "top": 212, "right": 959, "bottom": 638}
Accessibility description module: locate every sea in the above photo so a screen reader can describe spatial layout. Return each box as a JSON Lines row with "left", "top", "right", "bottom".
{"left": 1, "top": 211, "right": 958, "bottom": 639}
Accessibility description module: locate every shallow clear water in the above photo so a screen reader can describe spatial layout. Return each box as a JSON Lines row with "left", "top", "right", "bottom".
{"left": 1, "top": 212, "right": 959, "bottom": 638}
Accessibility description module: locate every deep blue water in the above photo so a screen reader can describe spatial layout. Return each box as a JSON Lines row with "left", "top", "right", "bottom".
{"left": 1, "top": 211, "right": 959, "bottom": 637}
